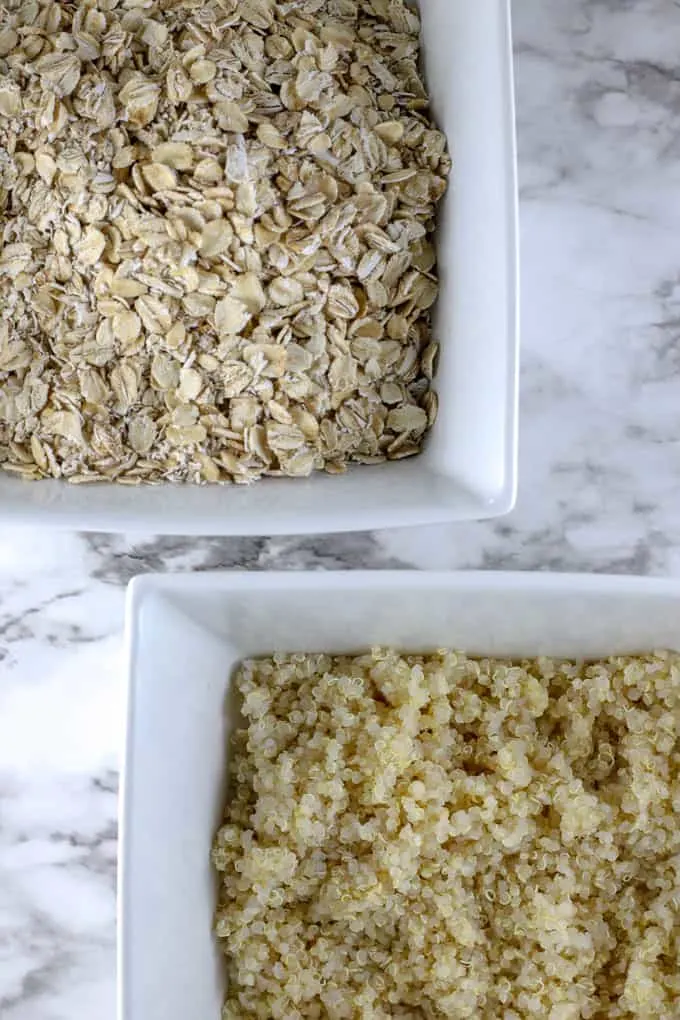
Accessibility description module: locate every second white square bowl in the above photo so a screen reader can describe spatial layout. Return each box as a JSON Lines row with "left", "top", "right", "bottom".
{"left": 119, "top": 571, "right": 680, "bottom": 1020}
{"left": 1, "top": 0, "right": 518, "bottom": 534}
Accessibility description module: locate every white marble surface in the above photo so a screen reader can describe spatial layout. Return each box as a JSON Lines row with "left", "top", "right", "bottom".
{"left": 3, "top": 0, "right": 680, "bottom": 1015}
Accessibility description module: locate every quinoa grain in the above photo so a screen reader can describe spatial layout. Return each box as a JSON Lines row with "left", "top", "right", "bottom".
{"left": 213, "top": 649, "right": 680, "bottom": 1018}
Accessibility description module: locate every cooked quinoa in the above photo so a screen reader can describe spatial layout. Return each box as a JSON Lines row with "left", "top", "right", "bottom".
{"left": 212, "top": 649, "right": 680, "bottom": 1019}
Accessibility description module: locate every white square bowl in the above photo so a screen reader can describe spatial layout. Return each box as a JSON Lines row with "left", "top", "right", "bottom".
{"left": 1, "top": 0, "right": 518, "bottom": 534}
{"left": 119, "top": 570, "right": 680, "bottom": 1020}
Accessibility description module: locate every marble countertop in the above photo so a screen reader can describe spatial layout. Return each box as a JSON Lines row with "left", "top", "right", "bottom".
{"left": 3, "top": 0, "right": 680, "bottom": 1015}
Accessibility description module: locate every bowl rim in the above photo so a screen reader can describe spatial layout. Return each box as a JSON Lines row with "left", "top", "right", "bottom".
{"left": 119, "top": 568, "right": 680, "bottom": 1020}
{"left": 0, "top": 0, "right": 519, "bottom": 535}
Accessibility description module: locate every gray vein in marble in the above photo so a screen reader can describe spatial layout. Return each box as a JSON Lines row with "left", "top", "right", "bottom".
{"left": 83, "top": 532, "right": 409, "bottom": 585}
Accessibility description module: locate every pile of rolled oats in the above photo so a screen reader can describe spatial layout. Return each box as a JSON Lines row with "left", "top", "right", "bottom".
{"left": 0, "top": 0, "right": 450, "bottom": 484}
{"left": 214, "top": 649, "right": 680, "bottom": 1019}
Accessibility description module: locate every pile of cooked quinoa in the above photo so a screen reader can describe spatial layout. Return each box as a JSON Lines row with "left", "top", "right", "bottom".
{"left": 212, "top": 649, "right": 680, "bottom": 1019}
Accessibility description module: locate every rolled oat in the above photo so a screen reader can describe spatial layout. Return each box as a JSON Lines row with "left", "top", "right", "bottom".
{"left": 0, "top": 0, "right": 450, "bottom": 484}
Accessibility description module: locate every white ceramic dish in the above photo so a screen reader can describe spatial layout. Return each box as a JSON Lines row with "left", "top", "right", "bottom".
{"left": 1, "top": 0, "right": 518, "bottom": 534}
{"left": 119, "top": 570, "right": 680, "bottom": 1020}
